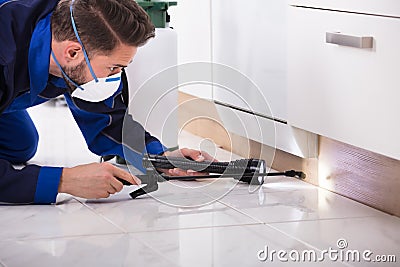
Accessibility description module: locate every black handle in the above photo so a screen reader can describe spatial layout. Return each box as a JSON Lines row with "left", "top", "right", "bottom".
{"left": 143, "top": 154, "right": 265, "bottom": 174}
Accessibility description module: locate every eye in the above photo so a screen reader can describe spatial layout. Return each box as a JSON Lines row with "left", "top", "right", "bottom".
{"left": 109, "top": 67, "right": 116, "bottom": 72}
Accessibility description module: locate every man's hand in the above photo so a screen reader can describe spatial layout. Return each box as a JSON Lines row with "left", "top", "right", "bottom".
{"left": 162, "top": 148, "right": 217, "bottom": 176}
{"left": 58, "top": 162, "right": 141, "bottom": 199}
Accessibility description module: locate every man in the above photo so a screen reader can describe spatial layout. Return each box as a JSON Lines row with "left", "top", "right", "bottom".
{"left": 0, "top": 0, "right": 212, "bottom": 204}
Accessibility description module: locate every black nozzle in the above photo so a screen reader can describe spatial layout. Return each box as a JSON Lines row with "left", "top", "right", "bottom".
{"left": 284, "top": 170, "right": 306, "bottom": 179}
{"left": 129, "top": 183, "right": 158, "bottom": 199}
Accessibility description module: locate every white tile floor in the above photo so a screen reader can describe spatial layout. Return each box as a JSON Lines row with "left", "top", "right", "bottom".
{"left": 0, "top": 101, "right": 399, "bottom": 266}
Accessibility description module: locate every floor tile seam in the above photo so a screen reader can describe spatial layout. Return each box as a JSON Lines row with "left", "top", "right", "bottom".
{"left": 126, "top": 222, "right": 264, "bottom": 234}
{"left": 215, "top": 199, "right": 265, "bottom": 224}
{"left": 199, "top": 189, "right": 306, "bottom": 205}
{"left": 199, "top": 185, "right": 311, "bottom": 196}
{"left": 209, "top": 188, "right": 316, "bottom": 202}
{"left": 0, "top": 232, "right": 129, "bottom": 243}
{"left": 215, "top": 197, "right": 383, "bottom": 224}
{"left": 0, "top": 232, "right": 180, "bottom": 267}
{"left": 262, "top": 223, "right": 354, "bottom": 267}
{"left": 215, "top": 201, "right": 357, "bottom": 267}
{"left": 0, "top": 223, "right": 265, "bottom": 241}
{"left": 265, "top": 215, "right": 384, "bottom": 225}
{"left": 71, "top": 197, "right": 129, "bottom": 234}
{"left": 124, "top": 233, "right": 182, "bottom": 267}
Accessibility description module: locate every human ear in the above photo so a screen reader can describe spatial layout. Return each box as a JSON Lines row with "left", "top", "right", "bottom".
{"left": 64, "top": 41, "right": 83, "bottom": 63}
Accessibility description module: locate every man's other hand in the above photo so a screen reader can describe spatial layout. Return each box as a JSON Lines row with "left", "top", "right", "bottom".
{"left": 162, "top": 148, "right": 217, "bottom": 176}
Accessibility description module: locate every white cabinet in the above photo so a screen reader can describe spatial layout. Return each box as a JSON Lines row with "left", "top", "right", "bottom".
{"left": 212, "top": 0, "right": 287, "bottom": 120}
{"left": 288, "top": 5, "right": 400, "bottom": 159}
{"left": 125, "top": 29, "right": 178, "bottom": 148}
{"left": 211, "top": 0, "right": 317, "bottom": 158}
{"left": 289, "top": 0, "right": 400, "bottom": 18}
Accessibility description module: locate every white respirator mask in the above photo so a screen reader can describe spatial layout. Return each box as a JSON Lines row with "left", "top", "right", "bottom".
{"left": 69, "top": 72, "right": 121, "bottom": 102}
{"left": 50, "top": 0, "right": 121, "bottom": 102}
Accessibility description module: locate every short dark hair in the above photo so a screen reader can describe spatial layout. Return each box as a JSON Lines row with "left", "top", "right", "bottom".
{"left": 51, "top": 0, "right": 155, "bottom": 56}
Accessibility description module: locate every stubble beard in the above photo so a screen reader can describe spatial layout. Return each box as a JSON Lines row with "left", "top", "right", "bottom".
{"left": 62, "top": 60, "right": 87, "bottom": 94}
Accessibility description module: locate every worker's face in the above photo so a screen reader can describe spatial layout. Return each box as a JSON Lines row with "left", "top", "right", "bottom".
{"left": 56, "top": 0, "right": 140, "bottom": 102}
{"left": 63, "top": 43, "right": 137, "bottom": 90}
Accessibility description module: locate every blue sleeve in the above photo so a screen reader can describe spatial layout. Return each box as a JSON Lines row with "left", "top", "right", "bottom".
{"left": 34, "top": 166, "right": 63, "bottom": 203}
{"left": 0, "top": 159, "right": 62, "bottom": 204}
{"left": 64, "top": 82, "right": 166, "bottom": 172}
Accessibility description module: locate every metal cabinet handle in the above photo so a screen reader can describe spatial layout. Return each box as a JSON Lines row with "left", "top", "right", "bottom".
{"left": 326, "top": 32, "right": 373, "bottom": 48}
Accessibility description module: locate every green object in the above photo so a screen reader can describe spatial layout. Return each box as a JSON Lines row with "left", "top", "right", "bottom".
{"left": 136, "top": 0, "right": 177, "bottom": 28}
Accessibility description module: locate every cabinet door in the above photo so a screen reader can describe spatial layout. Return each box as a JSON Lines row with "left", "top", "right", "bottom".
{"left": 289, "top": 0, "right": 400, "bottom": 17}
{"left": 288, "top": 7, "right": 400, "bottom": 159}
{"left": 212, "top": 0, "right": 288, "bottom": 120}
{"left": 211, "top": 0, "right": 318, "bottom": 158}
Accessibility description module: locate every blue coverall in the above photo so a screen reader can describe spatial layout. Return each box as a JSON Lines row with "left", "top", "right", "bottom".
{"left": 0, "top": 0, "right": 166, "bottom": 204}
